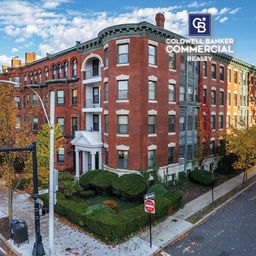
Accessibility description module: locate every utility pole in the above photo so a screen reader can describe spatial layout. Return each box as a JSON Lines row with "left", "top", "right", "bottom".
{"left": 49, "top": 91, "right": 55, "bottom": 256}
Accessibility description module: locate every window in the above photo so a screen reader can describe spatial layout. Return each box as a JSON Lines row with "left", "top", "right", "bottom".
{"left": 118, "top": 150, "right": 128, "bottom": 169}
{"left": 220, "top": 66, "right": 224, "bottom": 81}
{"left": 211, "top": 64, "right": 216, "bottom": 79}
{"left": 32, "top": 117, "right": 39, "bottom": 131}
{"left": 228, "top": 92, "right": 231, "bottom": 106}
{"left": 72, "top": 117, "right": 78, "bottom": 134}
{"left": 168, "top": 83, "right": 176, "bottom": 102}
{"left": 58, "top": 63, "right": 62, "bottom": 79}
{"left": 24, "top": 74, "right": 27, "bottom": 86}
{"left": 57, "top": 117, "right": 64, "bottom": 133}
{"left": 104, "top": 115, "right": 108, "bottom": 133}
{"left": 117, "top": 115, "right": 128, "bottom": 134}
{"left": 168, "top": 147, "right": 174, "bottom": 164}
{"left": 117, "top": 80, "right": 128, "bottom": 100}
{"left": 169, "top": 52, "right": 176, "bottom": 70}
{"left": 148, "top": 150, "right": 156, "bottom": 168}
{"left": 57, "top": 90, "right": 64, "bottom": 105}
{"left": 29, "top": 72, "right": 33, "bottom": 84}
{"left": 25, "top": 94, "right": 30, "bottom": 107}
{"left": 148, "top": 81, "right": 156, "bottom": 101}
{"left": 203, "top": 88, "right": 207, "bottom": 103}
{"left": 203, "top": 61, "right": 207, "bottom": 77}
{"left": 188, "top": 86, "right": 193, "bottom": 102}
{"left": 118, "top": 44, "right": 128, "bottom": 64}
{"left": 148, "top": 115, "right": 156, "bottom": 134}
{"left": 227, "top": 115, "right": 230, "bottom": 128}
{"left": 220, "top": 91, "right": 224, "bottom": 105}
{"left": 179, "top": 116, "right": 185, "bottom": 131}
{"left": 57, "top": 148, "right": 65, "bottom": 163}
{"left": 44, "top": 67, "right": 49, "bottom": 81}
{"left": 16, "top": 116, "right": 21, "bottom": 129}
{"left": 38, "top": 71, "right": 42, "bottom": 83}
{"left": 179, "top": 145, "right": 185, "bottom": 158}
{"left": 63, "top": 61, "right": 68, "bottom": 78}
{"left": 105, "top": 148, "right": 109, "bottom": 166}
{"left": 228, "top": 69, "right": 231, "bottom": 83}
{"left": 15, "top": 96, "right": 20, "bottom": 108}
{"left": 234, "top": 93, "right": 238, "bottom": 106}
{"left": 180, "top": 86, "right": 185, "bottom": 102}
{"left": 72, "top": 89, "right": 78, "bottom": 105}
{"left": 52, "top": 65, "right": 56, "bottom": 79}
{"left": 104, "top": 48, "right": 108, "bottom": 67}
{"left": 72, "top": 59, "right": 77, "bottom": 77}
{"left": 234, "top": 71, "right": 238, "bottom": 84}
{"left": 219, "top": 115, "right": 224, "bottom": 129}
{"left": 148, "top": 45, "right": 157, "bottom": 65}
{"left": 92, "top": 87, "right": 99, "bottom": 104}
{"left": 104, "top": 82, "right": 108, "bottom": 101}
{"left": 211, "top": 90, "right": 216, "bottom": 105}
{"left": 168, "top": 115, "right": 175, "bottom": 133}
{"left": 32, "top": 94, "right": 38, "bottom": 106}
{"left": 233, "top": 116, "right": 237, "bottom": 127}
{"left": 34, "top": 72, "right": 37, "bottom": 84}
{"left": 211, "top": 115, "right": 216, "bottom": 129}
{"left": 187, "top": 145, "right": 192, "bottom": 161}
{"left": 210, "top": 141, "right": 215, "bottom": 155}
{"left": 187, "top": 116, "right": 193, "bottom": 131}
{"left": 93, "top": 114, "right": 99, "bottom": 131}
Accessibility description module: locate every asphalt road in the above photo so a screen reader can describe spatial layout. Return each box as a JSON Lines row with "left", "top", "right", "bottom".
{"left": 164, "top": 183, "right": 256, "bottom": 256}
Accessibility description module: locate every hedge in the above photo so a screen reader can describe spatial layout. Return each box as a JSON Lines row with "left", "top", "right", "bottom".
{"left": 148, "top": 184, "right": 168, "bottom": 199}
{"left": 79, "top": 170, "right": 102, "bottom": 190}
{"left": 112, "top": 174, "right": 147, "bottom": 201}
{"left": 90, "top": 171, "right": 118, "bottom": 193}
{"left": 189, "top": 170, "right": 218, "bottom": 186}
{"left": 80, "top": 190, "right": 95, "bottom": 198}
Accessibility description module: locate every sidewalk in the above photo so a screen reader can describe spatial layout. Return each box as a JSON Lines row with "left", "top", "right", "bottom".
{"left": 139, "top": 166, "right": 256, "bottom": 251}
{"left": 1, "top": 167, "right": 256, "bottom": 256}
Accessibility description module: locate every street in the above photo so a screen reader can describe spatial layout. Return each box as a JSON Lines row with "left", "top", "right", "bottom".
{"left": 164, "top": 183, "right": 256, "bottom": 256}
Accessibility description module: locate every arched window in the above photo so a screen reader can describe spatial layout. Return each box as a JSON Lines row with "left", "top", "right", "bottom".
{"left": 38, "top": 70, "right": 42, "bottom": 83}
{"left": 44, "top": 67, "right": 49, "bottom": 81}
{"left": 34, "top": 71, "right": 37, "bottom": 84}
{"left": 58, "top": 63, "right": 62, "bottom": 79}
{"left": 29, "top": 72, "right": 33, "bottom": 84}
{"left": 24, "top": 74, "right": 27, "bottom": 86}
{"left": 71, "top": 59, "right": 77, "bottom": 77}
{"left": 63, "top": 61, "right": 68, "bottom": 78}
{"left": 52, "top": 65, "right": 57, "bottom": 79}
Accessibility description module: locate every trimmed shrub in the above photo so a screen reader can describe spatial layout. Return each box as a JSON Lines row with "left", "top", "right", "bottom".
{"left": 85, "top": 204, "right": 115, "bottom": 215}
{"left": 91, "top": 171, "right": 118, "bottom": 192}
{"left": 12, "top": 178, "right": 30, "bottom": 190}
{"left": 164, "top": 191, "right": 183, "bottom": 211}
{"left": 80, "top": 190, "right": 95, "bottom": 198}
{"left": 148, "top": 184, "right": 168, "bottom": 199}
{"left": 112, "top": 174, "right": 147, "bottom": 201}
{"left": 102, "top": 200, "right": 118, "bottom": 210}
{"left": 79, "top": 170, "right": 102, "bottom": 190}
{"left": 58, "top": 172, "right": 79, "bottom": 197}
{"left": 189, "top": 170, "right": 218, "bottom": 186}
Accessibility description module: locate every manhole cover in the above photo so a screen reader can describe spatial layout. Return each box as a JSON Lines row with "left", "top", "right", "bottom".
{"left": 172, "top": 219, "right": 178, "bottom": 222}
{"left": 190, "top": 235, "right": 205, "bottom": 243}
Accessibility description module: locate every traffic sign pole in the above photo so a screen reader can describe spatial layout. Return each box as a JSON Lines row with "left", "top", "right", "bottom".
{"left": 149, "top": 213, "right": 152, "bottom": 248}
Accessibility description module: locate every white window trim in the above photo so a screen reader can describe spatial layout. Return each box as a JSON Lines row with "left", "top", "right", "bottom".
{"left": 117, "top": 134, "right": 129, "bottom": 137}
{"left": 103, "top": 109, "right": 108, "bottom": 115}
{"left": 116, "top": 145, "right": 129, "bottom": 150}
{"left": 169, "top": 79, "right": 176, "bottom": 84}
{"left": 148, "top": 75, "right": 157, "bottom": 81}
{"left": 103, "top": 43, "right": 108, "bottom": 49}
{"left": 148, "top": 144, "right": 157, "bottom": 150}
{"left": 116, "top": 100, "right": 129, "bottom": 103}
{"left": 116, "top": 74, "right": 129, "bottom": 80}
{"left": 211, "top": 86, "right": 216, "bottom": 90}
{"left": 116, "top": 39, "right": 130, "bottom": 44}
{"left": 168, "top": 132, "right": 176, "bottom": 136}
{"left": 210, "top": 137, "right": 216, "bottom": 141}
{"left": 149, "top": 100, "right": 157, "bottom": 103}
{"left": 168, "top": 110, "right": 176, "bottom": 115}
{"left": 148, "top": 40, "right": 158, "bottom": 46}
{"left": 148, "top": 109, "right": 157, "bottom": 115}
{"left": 203, "top": 85, "right": 207, "bottom": 89}
{"left": 148, "top": 134, "right": 157, "bottom": 137}
{"left": 116, "top": 109, "right": 129, "bottom": 115}
{"left": 168, "top": 142, "right": 176, "bottom": 147}
{"left": 104, "top": 143, "right": 109, "bottom": 148}
{"left": 149, "top": 64, "right": 158, "bottom": 68}
{"left": 117, "top": 63, "right": 130, "bottom": 67}
{"left": 104, "top": 77, "right": 108, "bottom": 82}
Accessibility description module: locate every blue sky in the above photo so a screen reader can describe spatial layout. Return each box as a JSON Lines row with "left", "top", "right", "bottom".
{"left": 0, "top": 0, "right": 255, "bottom": 69}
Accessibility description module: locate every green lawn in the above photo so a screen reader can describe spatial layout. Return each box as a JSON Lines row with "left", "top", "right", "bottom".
{"left": 73, "top": 194, "right": 141, "bottom": 211}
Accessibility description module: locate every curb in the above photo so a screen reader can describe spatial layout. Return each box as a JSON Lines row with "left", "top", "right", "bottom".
{"left": 0, "top": 234, "right": 21, "bottom": 256}
{"left": 152, "top": 178, "right": 256, "bottom": 255}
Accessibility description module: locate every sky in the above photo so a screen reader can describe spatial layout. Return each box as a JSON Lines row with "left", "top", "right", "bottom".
{"left": 0, "top": 0, "right": 255, "bottom": 69}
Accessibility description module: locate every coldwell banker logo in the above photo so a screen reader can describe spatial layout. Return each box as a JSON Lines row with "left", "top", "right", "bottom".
{"left": 189, "top": 13, "right": 211, "bottom": 36}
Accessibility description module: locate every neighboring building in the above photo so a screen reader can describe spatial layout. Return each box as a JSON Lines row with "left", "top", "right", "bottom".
{"left": 1, "top": 13, "right": 256, "bottom": 181}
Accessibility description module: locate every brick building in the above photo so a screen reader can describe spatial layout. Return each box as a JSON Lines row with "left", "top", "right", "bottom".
{"left": 1, "top": 13, "right": 256, "bottom": 179}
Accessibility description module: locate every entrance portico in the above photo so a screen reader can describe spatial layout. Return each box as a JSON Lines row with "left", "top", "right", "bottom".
{"left": 71, "top": 131, "right": 103, "bottom": 178}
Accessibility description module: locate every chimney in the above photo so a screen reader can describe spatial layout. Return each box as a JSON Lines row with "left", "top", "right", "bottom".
{"left": 2, "top": 65, "right": 9, "bottom": 73}
{"left": 11, "top": 57, "right": 22, "bottom": 68}
{"left": 25, "top": 52, "right": 37, "bottom": 63}
{"left": 155, "top": 13, "right": 165, "bottom": 29}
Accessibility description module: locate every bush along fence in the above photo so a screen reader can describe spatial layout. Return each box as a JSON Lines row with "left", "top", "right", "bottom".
{"left": 41, "top": 170, "right": 183, "bottom": 244}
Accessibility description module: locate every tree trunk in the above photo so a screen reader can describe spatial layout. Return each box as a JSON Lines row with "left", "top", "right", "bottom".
{"left": 8, "top": 186, "right": 13, "bottom": 225}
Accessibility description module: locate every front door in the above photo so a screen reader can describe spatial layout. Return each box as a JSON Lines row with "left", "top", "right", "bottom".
{"left": 95, "top": 152, "right": 99, "bottom": 170}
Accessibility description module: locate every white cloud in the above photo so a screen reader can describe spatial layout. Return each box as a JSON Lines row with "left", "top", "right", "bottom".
{"left": 220, "top": 7, "right": 230, "bottom": 15}
{"left": 42, "top": 0, "right": 72, "bottom": 9}
{"left": 230, "top": 8, "right": 240, "bottom": 15}
{"left": 202, "top": 7, "right": 218, "bottom": 15}
{"left": 11, "top": 47, "right": 19, "bottom": 53}
{"left": 0, "top": 55, "right": 12, "bottom": 69}
{"left": 187, "top": 1, "right": 212, "bottom": 8}
{"left": 219, "top": 17, "right": 228, "bottom": 23}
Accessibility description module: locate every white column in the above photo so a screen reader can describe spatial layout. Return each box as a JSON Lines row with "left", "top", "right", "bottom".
{"left": 83, "top": 151, "right": 88, "bottom": 173}
{"left": 75, "top": 149, "right": 80, "bottom": 178}
{"left": 91, "top": 152, "right": 96, "bottom": 170}
{"left": 99, "top": 149, "right": 103, "bottom": 169}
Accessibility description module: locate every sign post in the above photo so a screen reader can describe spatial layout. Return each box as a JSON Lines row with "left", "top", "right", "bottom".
{"left": 144, "top": 192, "right": 155, "bottom": 248}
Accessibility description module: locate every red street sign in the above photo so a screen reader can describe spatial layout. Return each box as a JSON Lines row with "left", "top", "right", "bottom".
{"left": 144, "top": 199, "right": 155, "bottom": 214}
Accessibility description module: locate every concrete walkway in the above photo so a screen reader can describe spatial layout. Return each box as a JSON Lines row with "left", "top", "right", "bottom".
{"left": 139, "top": 166, "right": 256, "bottom": 251}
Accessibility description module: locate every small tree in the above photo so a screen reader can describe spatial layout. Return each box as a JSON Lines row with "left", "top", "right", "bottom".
{"left": 225, "top": 124, "right": 256, "bottom": 182}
